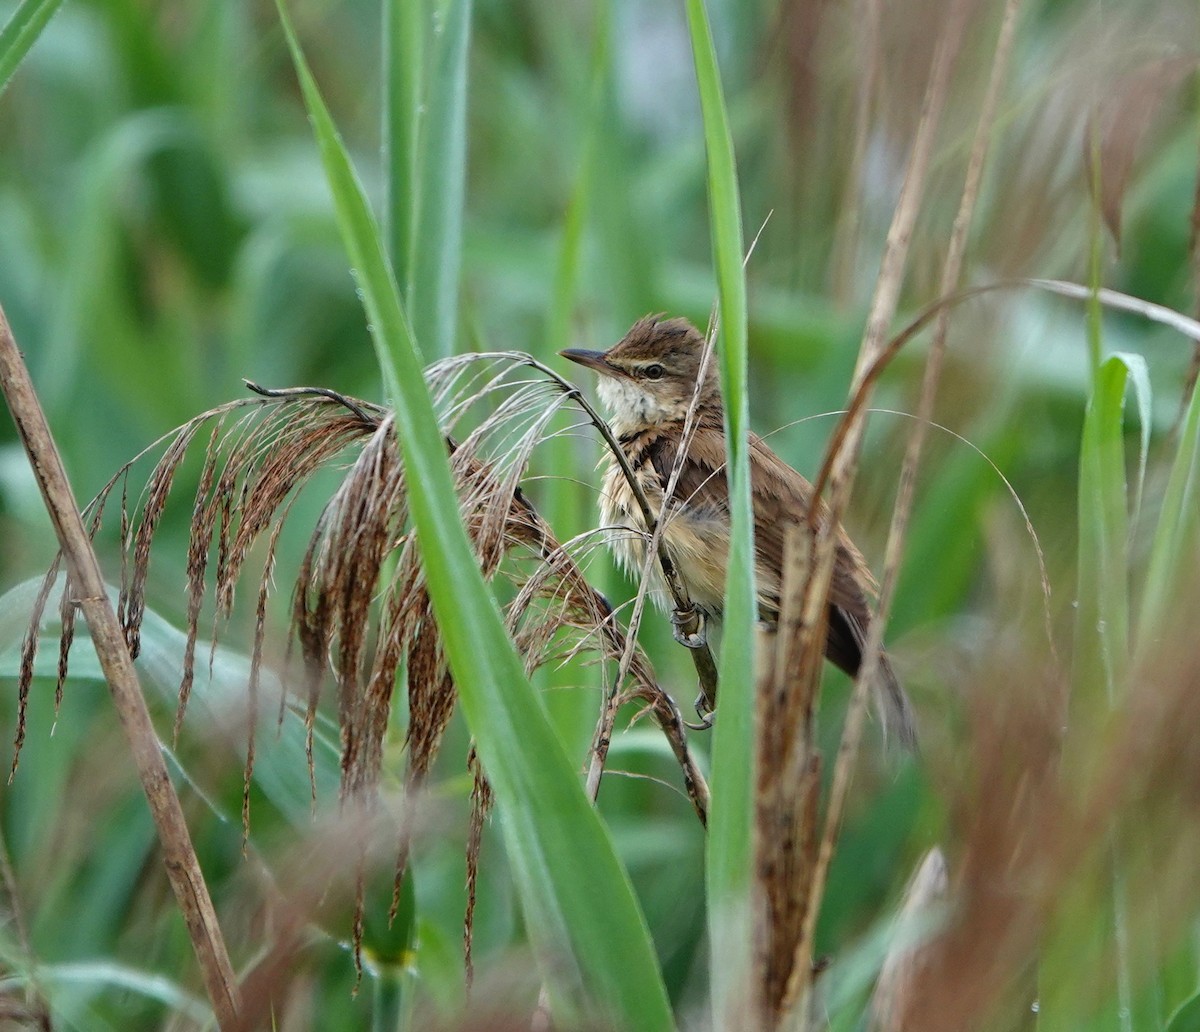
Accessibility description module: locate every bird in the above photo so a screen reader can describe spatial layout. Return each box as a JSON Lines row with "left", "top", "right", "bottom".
{"left": 560, "top": 313, "right": 917, "bottom": 748}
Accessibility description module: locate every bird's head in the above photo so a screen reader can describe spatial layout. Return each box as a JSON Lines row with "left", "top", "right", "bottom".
{"left": 560, "top": 315, "right": 721, "bottom": 435}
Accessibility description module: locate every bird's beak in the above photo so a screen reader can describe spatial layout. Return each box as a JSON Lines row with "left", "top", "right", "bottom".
{"left": 559, "top": 348, "right": 622, "bottom": 378}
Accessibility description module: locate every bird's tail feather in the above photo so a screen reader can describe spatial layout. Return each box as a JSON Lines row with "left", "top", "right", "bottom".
{"left": 877, "top": 650, "right": 918, "bottom": 752}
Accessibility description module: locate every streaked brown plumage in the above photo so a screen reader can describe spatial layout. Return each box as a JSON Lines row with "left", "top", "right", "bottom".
{"left": 561, "top": 314, "right": 917, "bottom": 748}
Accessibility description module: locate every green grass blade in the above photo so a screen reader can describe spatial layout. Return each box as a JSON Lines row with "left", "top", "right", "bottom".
{"left": 1114, "top": 351, "right": 1151, "bottom": 531}
{"left": 1074, "top": 354, "right": 1133, "bottom": 705}
{"left": 407, "top": 0, "right": 471, "bottom": 359}
{"left": 0, "top": 0, "right": 64, "bottom": 94}
{"left": 276, "top": 7, "right": 673, "bottom": 1028}
{"left": 1166, "top": 991, "right": 1200, "bottom": 1032}
{"left": 544, "top": 4, "right": 608, "bottom": 359}
{"left": 4, "top": 960, "right": 212, "bottom": 1024}
{"left": 543, "top": 4, "right": 609, "bottom": 541}
{"left": 1074, "top": 354, "right": 1139, "bottom": 1032}
{"left": 681, "top": 0, "right": 755, "bottom": 1022}
{"left": 382, "top": 0, "right": 424, "bottom": 287}
{"left": 1138, "top": 378, "right": 1200, "bottom": 641}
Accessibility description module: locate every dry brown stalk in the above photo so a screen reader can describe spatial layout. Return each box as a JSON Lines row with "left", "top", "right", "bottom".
{"left": 799, "top": 0, "right": 1024, "bottom": 1017}
{"left": 779, "top": 0, "right": 972, "bottom": 1014}
{"left": 831, "top": 0, "right": 883, "bottom": 306}
{"left": 0, "top": 305, "right": 242, "bottom": 1030}
{"left": 755, "top": 526, "right": 821, "bottom": 1027}
{"left": 824, "top": 0, "right": 1026, "bottom": 960}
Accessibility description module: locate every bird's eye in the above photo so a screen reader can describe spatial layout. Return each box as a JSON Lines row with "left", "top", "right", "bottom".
{"left": 644, "top": 364, "right": 664, "bottom": 380}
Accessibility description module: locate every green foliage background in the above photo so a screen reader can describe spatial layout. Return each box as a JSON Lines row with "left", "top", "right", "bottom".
{"left": 1, "top": 0, "right": 1199, "bottom": 1028}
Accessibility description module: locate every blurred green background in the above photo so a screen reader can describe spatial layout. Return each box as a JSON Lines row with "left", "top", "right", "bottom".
{"left": 2, "top": 0, "right": 1199, "bottom": 1028}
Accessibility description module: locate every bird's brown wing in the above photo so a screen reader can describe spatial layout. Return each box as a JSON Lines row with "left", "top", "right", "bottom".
{"left": 745, "top": 433, "right": 917, "bottom": 748}
{"left": 744, "top": 432, "right": 879, "bottom": 618}
{"left": 640, "top": 425, "right": 875, "bottom": 616}
{"left": 643, "top": 425, "right": 917, "bottom": 748}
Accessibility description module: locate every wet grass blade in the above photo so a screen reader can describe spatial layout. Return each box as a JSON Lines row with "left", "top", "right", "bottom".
{"left": 276, "top": 6, "right": 673, "bottom": 1027}
{"left": 681, "top": 0, "right": 755, "bottom": 1023}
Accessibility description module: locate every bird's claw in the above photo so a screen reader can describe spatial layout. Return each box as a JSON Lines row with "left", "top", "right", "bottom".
{"left": 671, "top": 607, "right": 707, "bottom": 650}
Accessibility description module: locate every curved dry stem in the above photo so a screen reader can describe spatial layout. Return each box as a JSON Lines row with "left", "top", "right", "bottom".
{"left": 0, "top": 306, "right": 242, "bottom": 1029}
{"left": 777, "top": 0, "right": 971, "bottom": 1015}
{"left": 813, "top": 276, "right": 1200, "bottom": 510}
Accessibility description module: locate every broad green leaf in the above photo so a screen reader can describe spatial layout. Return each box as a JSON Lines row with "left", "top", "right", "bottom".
{"left": 407, "top": 0, "right": 471, "bottom": 359}
{"left": 0, "top": 577, "right": 342, "bottom": 825}
{"left": 275, "top": 7, "right": 673, "bottom": 1027}
{"left": 681, "top": 0, "right": 755, "bottom": 1022}
{"left": 0, "top": 0, "right": 63, "bottom": 93}
{"left": 0, "top": 960, "right": 211, "bottom": 1025}
{"left": 1075, "top": 354, "right": 1133, "bottom": 705}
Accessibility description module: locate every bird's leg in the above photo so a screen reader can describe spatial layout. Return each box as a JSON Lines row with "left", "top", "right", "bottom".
{"left": 670, "top": 605, "right": 707, "bottom": 650}
{"left": 689, "top": 691, "right": 715, "bottom": 729}
{"left": 672, "top": 604, "right": 715, "bottom": 724}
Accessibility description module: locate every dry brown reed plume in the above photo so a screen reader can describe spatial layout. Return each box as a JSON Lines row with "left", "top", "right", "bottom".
{"left": 0, "top": 309, "right": 242, "bottom": 1029}
{"left": 7, "top": 345, "right": 709, "bottom": 1015}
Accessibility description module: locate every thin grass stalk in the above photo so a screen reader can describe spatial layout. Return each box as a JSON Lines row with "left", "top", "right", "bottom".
{"left": 831, "top": 0, "right": 881, "bottom": 306}
{"left": 783, "top": 0, "right": 970, "bottom": 1012}
{"left": 680, "top": 1, "right": 755, "bottom": 1025}
{"left": 1082, "top": 64, "right": 1155, "bottom": 1017}
{"left": 868, "top": 847, "right": 949, "bottom": 1031}
{"left": 544, "top": 2, "right": 608, "bottom": 361}
{"left": 1087, "top": 118, "right": 1106, "bottom": 377}
{"left": 794, "top": 0, "right": 1024, "bottom": 1016}
{"left": 1075, "top": 356, "right": 1133, "bottom": 703}
{"left": 536, "top": 11, "right": 611, "bottom": 800}
{"left": 0, "top": 820, "right": 51, "bottom": 1029}
{"left": 756, "top": 525, "right": 822, "bottom": 1027}
{"left": 0, "top": 306, "right": 241, "bottom": 1031}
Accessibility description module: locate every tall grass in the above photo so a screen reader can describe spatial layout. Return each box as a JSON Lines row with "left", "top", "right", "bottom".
{"left": 2, "top": 0, "right": 1200, "bottom": 1029}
